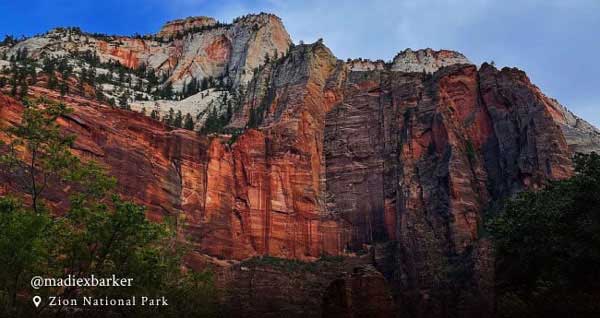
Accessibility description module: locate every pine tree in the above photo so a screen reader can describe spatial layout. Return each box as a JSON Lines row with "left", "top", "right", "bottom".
{"left": 47, "top": 74, "right": 55, "bottom": 89}
{"left": 28, "top": 65, "right": 36, "bottom": 84}
{"left": 118, "top": 68, "right": 126, "bottom": 83}
{"left": 135, "top": 79, "right": 143, "bottom": 92}
{"left": 78, "top": 68, "right": 86, "bottom": 93}
{"left": 19, "top": 81, "right": 27, "bottom": 99}
{"left": 161, "top": 82, "right": 173, "bottom": 100}
{"left": 164, "top": 108, "right": 175, "bottom": 126}
{"left": 95, "top": 86, "right": 104, "bottom": 102}
{"left": 87, "top": 67, "right": 96, "bottom": 85}
{"left": 226, "top": 100, "right": 233, "bottom": 122}
{"left": 183, "top": 113, "right": 194, "bottom": 130}
{"left": 173, "top": 110, "right": 183, "bottom": 128}
{"left": 150, "top": 109, "right": 159, "bottom": 120}
{"left": 147, "top": 68, "right": 158, "bottom": 87}
{"left": 200, "top": 77, "right": 209, "bottom": 91}
{"left": 60, "top": 82, "right": 68, "bottom": 97}
{"left": 1, "top": 35, "right": 16, "bottom": 46}
{"left": 184, "top": 77, "right": 200, "bottom": 98}
{"left": 202, "top": 106, "right": 221, "bottom": 134}
{"left": 10, "top": 78, "right": 17, "bottom": 96}
{"left": 118, "top": 92, "right": 129, "bottom": 110}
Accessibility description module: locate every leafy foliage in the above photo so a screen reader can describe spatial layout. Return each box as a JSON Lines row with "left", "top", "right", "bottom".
{"left": 0, "top": 99, "right": 217, "bottom": 317}
{"left": 240, "top": 255, "right": 346, "bottom": 273}
{"left": 0, "top": 98, "right": 76, "bottom": 213}
{"left": 487, "top": 152, "right": 600, "bottom": 317}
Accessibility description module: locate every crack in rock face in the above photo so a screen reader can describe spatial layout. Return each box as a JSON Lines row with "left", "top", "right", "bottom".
{"left": 0, "top": 12, "right": 598, "bottom": 318}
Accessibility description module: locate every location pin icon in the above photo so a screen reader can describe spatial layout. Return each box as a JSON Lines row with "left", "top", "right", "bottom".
{"left": 33, "top": 296, "right": 42, "bottom": 308}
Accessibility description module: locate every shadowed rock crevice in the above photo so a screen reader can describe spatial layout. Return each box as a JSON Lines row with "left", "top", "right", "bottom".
{"left": 1, "top": 13, "right": 599, "bottom": 317}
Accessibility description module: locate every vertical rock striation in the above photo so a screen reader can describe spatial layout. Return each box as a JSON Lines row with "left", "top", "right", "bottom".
{"left": 1, "top": 13, "right": 599, "bottom": 317}
{"left": 322, "top": 60, "right": 575, "bottom": 317}
{"left": 199, "top": 42, "right": 349, "bottom": 260}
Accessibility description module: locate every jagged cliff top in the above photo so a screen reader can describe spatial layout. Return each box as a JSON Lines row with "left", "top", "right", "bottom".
{"left": 161, "top": 16, "right": 217, "bottom": 26}
{"left": 0, "top": 12, "right": 471, "bottom": 75}
{"left": 346, "top": 48, "right": 471, "bottom": 73}
{"left": 157, "top": 16, "right": 218, "bottom": 37}
{"left": 156, "top": 13, "right": 284, "bottom": 37}
{"left": 391, "top": 48, "right": 471, "bottom": 73}
{"left": 1, "top": 11, "right": 596, "bottom": 139}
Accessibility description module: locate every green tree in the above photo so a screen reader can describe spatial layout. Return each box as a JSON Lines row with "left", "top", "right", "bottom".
{"left": 9, "top": 78, "right": 17, "bottom": 96}
{"left": 0, "top": 99, "right": 75, "bottom": 213}
{"left": 201, "top": 106, "right": 220, "bottom": 134}
{"left": 173, "top": 110, "right": 183, "bottom": 128}
{"left": 200, "top": 77, "right": 209, "bottom": 91}
{"left": 18, "top": 81, "right": 27, "bottom": 99}
{"left": 59, "top": 82, "right": 68, "bottom": 97}
{"left": 118, "top": 67, "right": 126, "bottom": 83}
{"left": 0, "top": 98, "right": 218, "bottom": 317}
{"left": 119, "top": 92, "right": 130, "bottom": 110}
{"left": 1, "top": 35, "right": 16, "bottom": 46}
{"left": 164, "top": 108, "right": 175, "bottom": 126}
{"left": 47, "top": 75, "right": 57, "bottom": 90}
{"left": 95, "top": 85, "right": 104, "bottom": 102}
{"left": 184, "top": 78, "right": 199, "bottom": 98}
{"left": 0, "top": 197, "right": 51, "bottom": 313}
{"left": 487, "top": 152, "right": 600, "bottom": 317}
{"left": 183, "top": 113, "right": 194, "bottom": 130}
{"left": 160, "top": 82, "right": 173, "bottom": 100}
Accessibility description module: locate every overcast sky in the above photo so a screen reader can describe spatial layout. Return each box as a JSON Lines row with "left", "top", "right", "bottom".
{"left": 0, "top": 0, "right": 598, "bottom": 126}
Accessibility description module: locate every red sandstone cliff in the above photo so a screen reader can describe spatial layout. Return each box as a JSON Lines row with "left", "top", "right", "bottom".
{"left": 1, "top": 14, "right": 599, "bottom": 318}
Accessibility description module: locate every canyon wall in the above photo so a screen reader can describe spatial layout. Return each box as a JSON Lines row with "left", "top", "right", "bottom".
{"left": 2, "top": 13, "right": 600, "bottom": 318}
{"left": 7, "top": 14, "right": 291, "bottom": 89}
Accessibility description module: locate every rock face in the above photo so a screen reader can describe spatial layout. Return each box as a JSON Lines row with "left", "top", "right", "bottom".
{"left": 391, "top": 48, "right": 471, "bottom": 73}
{"left": 219, "top": 256, "right": 393, "bottom": 318}
{"left": 321, "top": 266, "right": 395, "bottom": 318}
{"left": 551, "top": 99, "right": 600, "bottom": 154}
{"left": 346, "top": 48, "right": 470, "bottom": 74}
{"left": 1, "top": 13, "right": 599, "bottom": 318}
{"left": 199, "top": 43, "right": 348, "bottom": 260}
{"left": 129, "top": 88, "right": 227, "bottom": 129}
{"left": 320, "top": 60, "right": 574, "bottom": 317}
{"left": 157, "top": 16, "right": 218, "bottom": 39}
{"left": 7, "top": 13, "right": 291, "bottom": 89}
{"left": 0, "top": 87, "right": 211, "bottom": 224}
